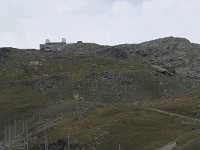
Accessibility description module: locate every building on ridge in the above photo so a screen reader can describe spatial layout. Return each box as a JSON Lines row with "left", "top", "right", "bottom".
{"left": 40, "top": 38, "right": 67, "bottom": 51}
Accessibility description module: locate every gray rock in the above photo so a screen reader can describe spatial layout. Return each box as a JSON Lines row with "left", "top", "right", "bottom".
{"left": 116, "top": 37, "right": 200, "bottom": 79}
{"left": 151, "top": 65, "right": 174, "bottom": 76}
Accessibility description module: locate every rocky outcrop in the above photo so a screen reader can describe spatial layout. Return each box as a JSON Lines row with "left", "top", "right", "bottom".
{"left": 116, "top": 37, "right": 200, "bottom": 79}
{"left": 97, "top": 47, "right": 128, "bottom": 59}
{"left": 74, "top": 71, "right": 135, "bottom": 103}
{"left": 25, "top": 75, "right": 66, "bottom": 91}
{"left": 151, "top": 65, "right": 175, "bottom": 76}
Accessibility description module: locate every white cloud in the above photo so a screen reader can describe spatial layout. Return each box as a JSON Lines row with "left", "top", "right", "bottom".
{"left": 0, "top": 0, "right": 200, "bottom": 48}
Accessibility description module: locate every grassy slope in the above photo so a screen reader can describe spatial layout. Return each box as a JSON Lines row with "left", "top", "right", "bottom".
{"left": 147, "top": 89, "right": 200, "bottom": 119}
{"left": 0, "top": 49, "right": 187, "bottom": 117}
{"left": 35, "top": 104, "right": 199, "bottom": 150}
{"left": 145, "top": 89, "right": 200, "bottom": 149}
{"left": 0, "top": 49, "right": 198, "bottom": 149}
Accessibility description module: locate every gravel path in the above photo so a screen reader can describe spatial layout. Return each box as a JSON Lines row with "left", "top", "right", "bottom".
{"left": 145, "top": 107, "right": 200, "bottom": 150}
{"left": 144, "top": 108, "right": 200, "bottom": 122}
{"left": 158, "top": 141, "right": 176, "bottom": 150}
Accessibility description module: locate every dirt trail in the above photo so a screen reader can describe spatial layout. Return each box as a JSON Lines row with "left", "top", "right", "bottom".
{"left": 145, "top": 107, "right": 200, "bottom": 150}
{"left": 35, "top": 116, "right": 65, "bottom": 134}
{"left": 157, "top": 141, "right": 176, "bottom": 150}
{"left": 144, "top": 108, "right": 200, "bottom": 122}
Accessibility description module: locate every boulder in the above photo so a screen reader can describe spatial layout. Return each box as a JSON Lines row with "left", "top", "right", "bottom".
{"left": 151, "top": 65, "right": 174, "bottom": 76}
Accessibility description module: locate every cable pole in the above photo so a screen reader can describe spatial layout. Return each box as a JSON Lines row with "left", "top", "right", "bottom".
{"left": 8, "top": 125, "right": 12, "bottom": 147}
{"left": 23, "top": 117, "right": 25, "bottom": 135}
{"left": 119, "top": 143, "right": 121, "bottom": 150}
{"left": 26, "top": 122, "right": 28, "bottom": 150}
{"left": 45, "top": 135, "right": 48, "bottom": 150}
{"left": 68, "top": 130, "right": 70, "bottom": 150}
{"left": 4, "top": 124, "right": 8, "bottom": 143}
{"left": 13, "top": 113, "right": 17, "bottom": 145}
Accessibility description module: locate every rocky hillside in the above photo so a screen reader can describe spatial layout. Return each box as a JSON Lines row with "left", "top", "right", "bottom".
{"left": 0, "top": 37, "right": 200, "bottom": 150}
{"left": 55, "top": 36, "right": 200, "bottom": 79}
{"left": 118, "top": 37, "right": 200, "bottom": 79}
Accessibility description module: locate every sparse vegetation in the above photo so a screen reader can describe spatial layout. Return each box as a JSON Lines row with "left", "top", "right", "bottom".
{"left": 1, "top": 37, "right": 200, "bottom": 149}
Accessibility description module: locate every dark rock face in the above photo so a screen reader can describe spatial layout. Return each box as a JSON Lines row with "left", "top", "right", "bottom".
{"left": 97, "top": 47, "right": 128, "bottom": 59}
{"left": 25, "top": 75, "right": 65, "bottom": 91}
{"left": 0, "top": 48, "right": 11, "bottom": 63}
{"left": 48, "top": 140, "right": 66, "bottom": 150}
{"left": 32, "top": 140, "right": 82, "bottom": 150}
{"left": 85, "top": 71, "right": 122, "bottom": 80}
{"left": 135, "top": 50, "right": 148, "bottom": 57}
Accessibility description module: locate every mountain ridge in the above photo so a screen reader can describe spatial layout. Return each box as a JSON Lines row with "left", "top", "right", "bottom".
{"left": 2, "top": 36, "right": 200, "bottom": 79}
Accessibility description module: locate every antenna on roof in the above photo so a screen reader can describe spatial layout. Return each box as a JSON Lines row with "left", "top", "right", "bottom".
{"left": 46, "top": 39, "right": 50, "bottom": 44}
{"left": 62, "top": 38, "right": 66, "bottom": 44}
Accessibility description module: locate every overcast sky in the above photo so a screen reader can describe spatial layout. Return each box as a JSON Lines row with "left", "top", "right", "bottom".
{"left": 0, "top": 0, "right": 200, "bottom": 48}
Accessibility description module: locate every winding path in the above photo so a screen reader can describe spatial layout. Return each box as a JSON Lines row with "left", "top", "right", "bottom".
{"left": 144, "top": 108, "right": 200, "bottom": 122}
{"left": 157, "top": 141, "right": 176, "bottom": 150}
{"left": 145, "top": 107, "right": 200, "bottom": 150}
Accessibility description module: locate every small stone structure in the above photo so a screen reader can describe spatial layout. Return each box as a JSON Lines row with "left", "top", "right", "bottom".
{"left": 77, "top": 41, "right": 83, "bottom": 44}
{"left": 40, "top": 38, "right": 66, "bottom": 51}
